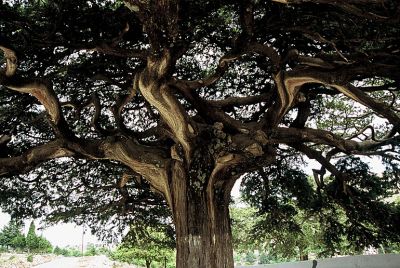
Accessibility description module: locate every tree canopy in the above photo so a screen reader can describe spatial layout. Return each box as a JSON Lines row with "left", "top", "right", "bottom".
{"left": 1, "top": 0, "right": 400, "bottom": 267}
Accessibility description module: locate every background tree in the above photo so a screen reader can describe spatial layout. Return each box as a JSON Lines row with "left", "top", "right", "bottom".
{"left": 258, "top": 252, "right": 270, "bottom": 265}
{"left": 111, "top": 224, "right": 175, "bottom": 268}
{"left": 53, "top": 245, "right": 83, "bottom": 257}
{"left": 231, "top": 201, "right": 328, "bottom": 263}
{"left": 84, "top": 243, "right": 99, "bottom": 256}
{"left": 232, "top": 199, "right": 400, "bottom": 263}
{"left": 25, "top": 221, "right": 37, "bottom": 253}
{"left": 35, "top": 235, "right": 53, "bottom": 253}
{"left": 1, "top": 0, "right": 400, "bottom": 267}
{"left": 244, "top": 251, "right": 257, "bottom": 265}
{"left": 230, "top": 203, "right": 258, "bottom": 254}
{"left": 10, "top": 232, "right": 26, "bottom": 252}
{"left": 0, "top": 220, "right": 25, "bottom": 251}
{"left": 241, "top": 152, "right": 400, "bottom": 259}
{"left": 25, "top": 221, "right": 52, "bottom": 253}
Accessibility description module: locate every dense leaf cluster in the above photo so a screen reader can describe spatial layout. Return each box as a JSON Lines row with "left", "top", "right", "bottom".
{"left": 241, "top": 154, "right": 400, "bottom": 255}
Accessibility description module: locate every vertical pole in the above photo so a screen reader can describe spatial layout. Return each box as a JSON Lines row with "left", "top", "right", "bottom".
{"left": 81, "top": 226, "right": 85, "bottom": 256}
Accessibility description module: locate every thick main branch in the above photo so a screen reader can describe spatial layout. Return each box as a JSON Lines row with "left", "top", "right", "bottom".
{"left": 0, "top": 140, "right": 73, "bottom": 176}
{"left": 139, "top": 52, "right": 194, "bottom": 162}
{"left": 0, "top": 136, "right": 170, "bottom": 197}
{"left": 270, "top": 127, "right": 399, "bottom": 154}
{"left": 266, "top": 68, "right": 400, "bottom": 130}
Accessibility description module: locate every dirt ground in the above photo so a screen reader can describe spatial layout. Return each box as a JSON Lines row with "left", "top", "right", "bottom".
{"left": 0, "top": 254, "right": 138, "bottom": 268}
{"left": 33, "top": 255, "right": 139, "bottom": 268}
{"left": 0, "top": 253, "right": 56, "bottom": 268}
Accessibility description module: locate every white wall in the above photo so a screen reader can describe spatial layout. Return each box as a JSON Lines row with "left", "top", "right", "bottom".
{"left": 236, "top": 254, "right": 400, "bottom": 268}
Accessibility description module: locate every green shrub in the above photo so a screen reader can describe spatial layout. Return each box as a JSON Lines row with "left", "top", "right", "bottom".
{"left": 27, "top": 254, "right": 33, "bottom": 262}
{"left": 259, "top": 252, "right": 271, "bottom": 264}
{"left": 84, "top": 244, "right": 97, "bottom": 256}
{"left": 244, "top": 251, "right": 256, "bottom": 265}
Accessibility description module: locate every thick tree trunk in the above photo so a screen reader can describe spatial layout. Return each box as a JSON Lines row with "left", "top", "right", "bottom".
{"left": 174, "top": 191, "right": 234, "bottom": 268}
{"left": 168, "top": 163, "right": 235, "bottom": 268}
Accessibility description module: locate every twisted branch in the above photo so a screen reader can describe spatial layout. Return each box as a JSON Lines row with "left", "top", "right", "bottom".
{"left": 0, "top": 45, "right": 17, "bottom": 77}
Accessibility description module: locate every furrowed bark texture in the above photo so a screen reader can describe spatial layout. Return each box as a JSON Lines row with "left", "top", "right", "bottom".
{"left": 168, "top": 161, "right": 234, "bottom": 268}
{"left": 138, "top": 53, "right": 194, "bottom": 162}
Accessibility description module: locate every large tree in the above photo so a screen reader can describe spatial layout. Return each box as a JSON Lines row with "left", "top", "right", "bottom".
{"left": 1, "top": 0, "right": 400, "bottom": 267}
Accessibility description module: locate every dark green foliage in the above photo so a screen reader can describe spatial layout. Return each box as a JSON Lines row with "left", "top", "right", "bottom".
{"left": 241, "top": 155, "right": 400, "bottom": 257}
{"left": 53, "top": 245, "right": 82, "bottom": 256}
{"left": 0, "top": 220, "right": 52, "bottom": 253}
{"left": 241, "top": 153, "right": 315, "bottom": 212}
{"left": 258, "top": 252, "right": 272, "bottom": 264}
{"left": 0, "top": 158, "right": 172, "bottom": 242}
{"left": 0, "top": 220, "right": 25, "bottom": 250}
{"left": 25, "top": 221, "right": 37, "bottom": 252}
{"left": 244, "top": 251, "right": 256, "bottom": 265}
{"left": 84, "top": 243, "right": 98, "bottom": 256}
{"left": 25, "top": 221, "right": 53, "bottom": 253}
{"left": 240, "top": 155, "right": 317, "bottom": 257}
{"left": 322, "top": 157, "right": 400, "bottom": 252}
{"left": 111, "top": 225, "right": 175, "bottom": 268}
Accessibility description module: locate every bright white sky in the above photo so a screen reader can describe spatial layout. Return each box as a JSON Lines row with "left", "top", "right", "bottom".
{"left": 0, "top": 210, "right": 100, "bottom": 248}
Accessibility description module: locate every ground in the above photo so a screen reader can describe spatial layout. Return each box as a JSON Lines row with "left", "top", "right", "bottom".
{"left": 0, "top": 253, "right": 138, "bottom": 268}
{"left": 0, "top": 253, "right": 55, "bottom": 268}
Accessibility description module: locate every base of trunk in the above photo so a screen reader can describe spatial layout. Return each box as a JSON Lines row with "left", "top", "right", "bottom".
{"left": 171, "top": 185, "right": 234, "bottom": 268}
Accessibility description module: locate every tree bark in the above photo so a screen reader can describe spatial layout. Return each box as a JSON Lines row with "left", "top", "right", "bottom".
{"left": 300, "top": 254, "right": 308, "bottom": 261}
{"left": 145, "top": 259, "right": 151, "bottom": 268}
{"left": 168, "top": 163, "right": 235, "bottom": 268}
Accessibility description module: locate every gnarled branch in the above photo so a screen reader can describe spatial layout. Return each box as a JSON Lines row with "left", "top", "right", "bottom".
{"left": 0, "top": 45, "right": 73, "bottom": 137}
{"left": 207, "top": 92, "right": 274, "bottom": 109}
{"left": 291, "top": 143, "right": 351, "bottom": 195}
{"left": 172, "top": 53, "right": 242, "bottom": 91}
{"left": 112, "top": 74, "right": 139, "bottom": 129}
{"left": 270, "top": 127, "right": 400, "bottom": 155}
{"left": 0, "top": 135, "right": 171, "bottom": 197}
{"left": 247, "top": 42, "right": 281, "bottom": 69}
{"left": 139, "top": 51, "right": 195, "bottom": 162}
{"left": 0, "top": 139, "right": 74, "bottom": 176}
{"left": 266, "top": 68, "right": 400, "bottom": 131}
{"left": 0, "top": 45, "right": 17, "bottom": 77}
{"left": 96, "top": 137, "right": 171, "bottom": 197}
{"left": 1, "top": 77, "right": 74, "bottom": 138}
